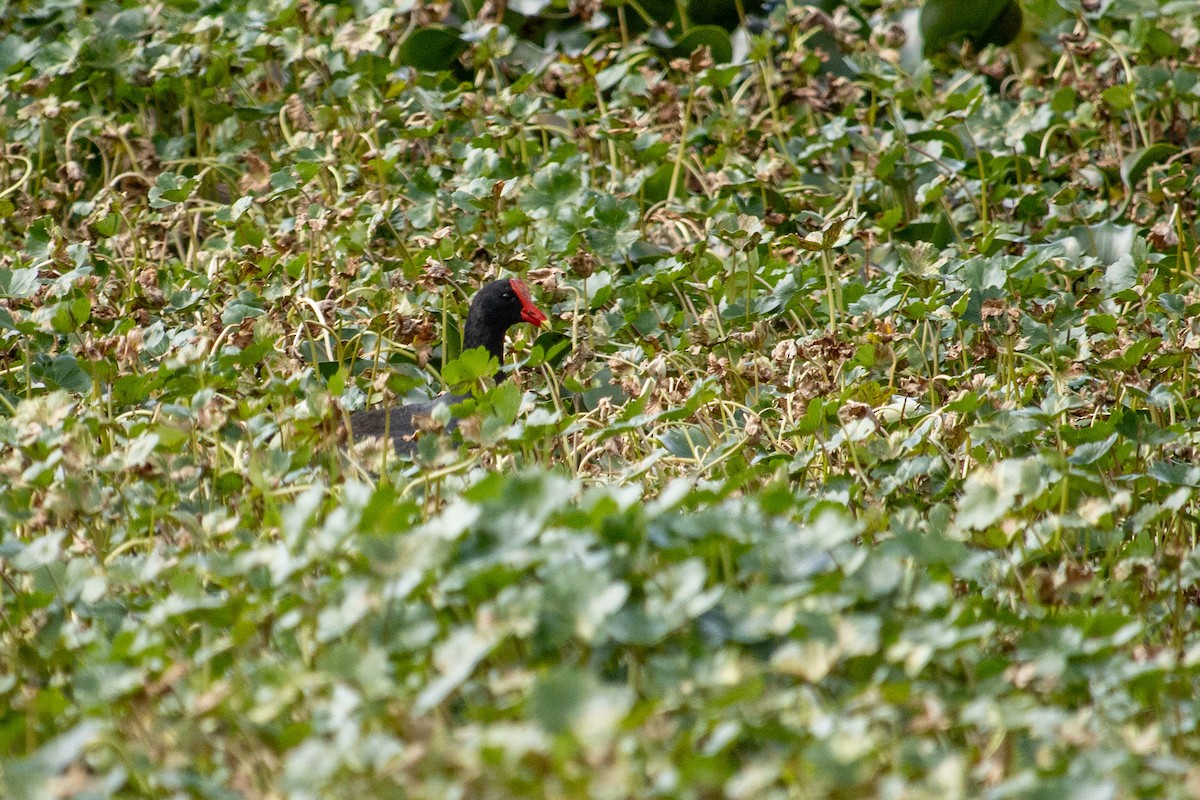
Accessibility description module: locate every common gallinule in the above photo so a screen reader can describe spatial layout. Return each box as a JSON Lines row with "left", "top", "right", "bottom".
{"left": 348, "top": 278, "right": 549, "bottom": 455}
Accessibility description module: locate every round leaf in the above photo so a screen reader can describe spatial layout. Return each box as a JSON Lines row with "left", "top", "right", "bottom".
{"left": 398, "top": 27, "right": 469, "bottom": 72}
{"left": 670, "top": 25, "right": 734, "bottom": 64}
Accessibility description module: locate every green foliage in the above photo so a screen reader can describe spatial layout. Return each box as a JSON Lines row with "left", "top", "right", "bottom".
{"left": 919, "top": 0, "right": 1024, "bottom": 54}
{"left": 4, "top": 0, "right": 1200, "bottom": 797}
{"left": 397, "top": 27, "right": 470, "bottom": 72}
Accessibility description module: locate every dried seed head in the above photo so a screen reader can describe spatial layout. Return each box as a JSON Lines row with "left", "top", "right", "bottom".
{"left": 285, "top": 94, "right": 312, "bottom": 131}
{"left": 772, "top": 339, "right": 800, "bottom": 364}
{"left": 707, "top": 353, "right": 729, "bottom": 378}
{"left": 136, "top": 267, "right": 165, "bottom": 306}
{"left": 1148, "top": 217, "right": 1179, "bottom": 250}
{"left": 417, "top": 259, "right": 452, "bottom": 291}
{"left": 744, "top": 413, "right": 763, "bottom": 444}
{"left": 568, "top": 249, "right": 596, "bottom": 279}
{"left": 570, "top": 0, "right": 601, "bottom": 23}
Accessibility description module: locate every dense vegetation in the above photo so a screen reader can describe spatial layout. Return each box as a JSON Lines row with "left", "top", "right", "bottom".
{"left": 3, "top": 0, "right": 1200, "bottom": 796}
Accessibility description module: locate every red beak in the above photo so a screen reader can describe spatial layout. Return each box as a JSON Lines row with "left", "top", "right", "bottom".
{"left": 510, "top": 278, "right": 549, "bottom": 328}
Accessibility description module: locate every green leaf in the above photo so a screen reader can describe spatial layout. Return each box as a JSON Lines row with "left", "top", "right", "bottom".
{"left": 221, "top": 292, "right": 265, "bottom": 325}
{"left": 659, "top": 425, "right": 709, "bottom": 458}
{"left": 89, "top": 212, "right": 120, "bottom": 238}
{"left": 521, "top": 161, "right": 585, "bottom": 217}
{"left": 955, "top": 458, "right": 1043, "bottom": 531}
{"left": 490, "top": 379, "right": 522, "bottom": 424}
{"left": 413, "top": 628, "right": 496, "bottom": 714}
{"left": 919, "top": 0, "right": 1021, "bottom": 54}
{"left": 1097, "top": 337, "right": 1156, "bottom": 371}
{"left": 529, "top": 667, "right": 587, "bottom": 733}
{"left": 0, "top": 34, "right": 37, "bottom": 72}
{"left": 47, "top": 354, "right": 92, "bottom": 394}
{"left": 909, "top": 129, "right": 966, "bottom": 161}
{"left": 270, "top": 168, "right": 297, "bottom": 193}
{"left": 148, "top": 172, "right": 196, "bottom": 208}
{"left": 0, "top": 267, "right": 39, "bottom": 298}
{"left": 443, "top": 347, "right": 499, "bottom": 389}
{"left": 1101, "top": 84, "right": 1134, "bottom": 112}
{"left": 641, "top": 163, "right": 676, "bottom": 203}
{"left": 25, "top": 221, "right": 52, "bottom": 260}
{"left": 229, "top": 195, "right": 254, "bottom": 221}
{"left": 398, "top": 27, "right": 469, "bottom": 72}
{"left": 527, "top": 332, "right": 571, "bottom": 370}
{"left": 1058, "top": 222, "right": 1136, "bottom": 267}
{"left": 0, "top": 722, "right": 104, "bottom": 800}
{"left": 670, "top": 26, "right": 733, "bottom": 64}
{"left": 1101, "top": 255, "right": 1140, "bottom": 297}
{"left": 1120, "top": 143, "right": 1179, "bottom": 188}
{"left": 587, "top": 194, "right": 640, "bottom": 259}
{"left": 1069, "top": 434, "right": 1117, "bottom": 466}
{"left": 1148, "top": 461, "right": 1200, "bottom": 487}
{"left": 1086, "top": 314, "right": 1118, "bottom": 334}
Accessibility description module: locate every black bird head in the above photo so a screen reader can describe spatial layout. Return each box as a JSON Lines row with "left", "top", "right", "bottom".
{"left": 462, "top": 278, "right": 549, "bottom": 365}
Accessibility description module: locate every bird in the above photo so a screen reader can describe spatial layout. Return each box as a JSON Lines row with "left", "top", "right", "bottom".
{"left": 347, "top": 278, "right": 549, "bottom": 455}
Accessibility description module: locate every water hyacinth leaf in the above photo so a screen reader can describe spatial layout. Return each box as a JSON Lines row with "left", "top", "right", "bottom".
{"left": 0, "top": 33, "right": 37, "bottom": 72}
{"left": 1086, "top": 313, "right": 1118, "bottom": 334}
{"left": 955, "top": 458, "right": 1045, "bottom": 531}
{"left": 659, "top": 425, "right": 709, "bottom": 458}
{"left": 25, "top": 221, "right": 52, "bottom": 260}
{"left": 12, "top": 530, "right": 66, "bottom": 571}
{"left": 1148, "top": 462, "right": 1200, "bottom": 487}
{"left": 148, "top": 173, "right": 196, "bottom": 208}
{"left": 0, "top": 268, "right": 39, "bottom": 298}
{"left": 0, "top": 721, "right": 105, "bottom": 800}
{"left": 521, "top": 161, "right": 586, "bottom": 217}
{"left": 1101, "top": 255, "right": 1140, "bottom": 297}
{"left": 1120, "top": 143, "right": 1179, "bottom": 188}
{"left": 529, "top": 667, "right": 587, "bottom": 733}
{"left": 669, "top": 25, "right": 733, "bottom": 64}
{"left": 398, "top": 27, "right": 469, "bottom": 71}
{"left": 414, "top": 628, "right": 497, "bottom": 714}
{"left": 587, "top": 194, "right": 641, "bottom": 259}
{"left": 1057, "top": 222, "right": 1136, "bottom": 266}
{"left": 46, "top": 354, "right": 92, "bottom": 393}
{"left": 919, "top": 0, "right": 1022, "bottom": 54}
{"left": 1069, "top": 434, "right": 1118, "bottom": 466}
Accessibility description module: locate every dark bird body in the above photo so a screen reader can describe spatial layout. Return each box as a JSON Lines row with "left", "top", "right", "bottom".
{"left": 348, "top": 278, "right": 548, "bottom": 455}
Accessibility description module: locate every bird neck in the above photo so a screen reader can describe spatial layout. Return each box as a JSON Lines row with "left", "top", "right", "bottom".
{"left": 462, "top": 313, "right": 508, "bottom": 383}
